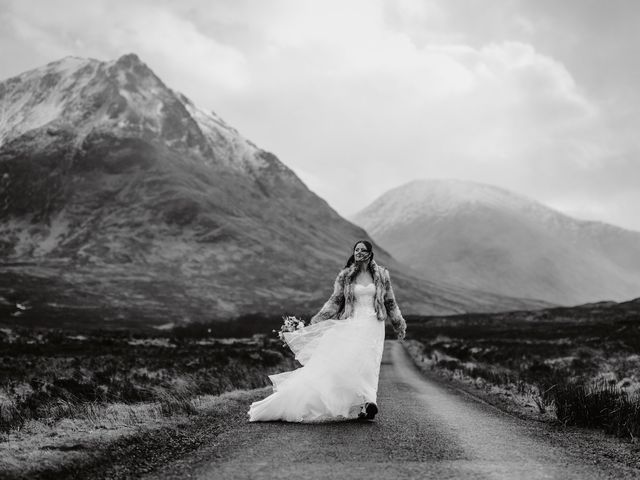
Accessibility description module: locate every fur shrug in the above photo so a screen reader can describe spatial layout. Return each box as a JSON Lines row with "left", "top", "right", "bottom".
{"left": 310, "top": 259, "right": 406, "bottom": 339}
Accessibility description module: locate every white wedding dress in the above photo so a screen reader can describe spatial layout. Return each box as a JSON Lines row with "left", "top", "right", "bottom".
{"left": 248, "top": 283, "right": 386, "bottom": 422}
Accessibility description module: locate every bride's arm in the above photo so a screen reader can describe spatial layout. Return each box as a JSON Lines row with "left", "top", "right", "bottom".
{"left": 383, "top": 269, "right": 406, "bottom": 340}
{"left": 310, "top": 271, "right": 346, "bottom": 324}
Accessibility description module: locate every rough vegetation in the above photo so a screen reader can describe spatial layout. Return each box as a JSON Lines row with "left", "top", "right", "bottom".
{"left": 404, "top": 298, "right": 640, "bottom": 441}
{"left": 0, "top": 326, "right": 295, "bottom": 435}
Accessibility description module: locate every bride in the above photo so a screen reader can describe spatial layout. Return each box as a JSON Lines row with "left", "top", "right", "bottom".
{"left": 248, "top": 240, "right": 406, "bottom": 422}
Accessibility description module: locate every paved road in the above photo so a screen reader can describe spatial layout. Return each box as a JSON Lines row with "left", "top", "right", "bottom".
{"left": 147, "top": 341, "right": 640, "bottom": 479}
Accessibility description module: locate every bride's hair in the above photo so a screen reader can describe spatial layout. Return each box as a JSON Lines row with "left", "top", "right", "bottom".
{"left": 344, "top": 240, "right": 374, "bottom": 268}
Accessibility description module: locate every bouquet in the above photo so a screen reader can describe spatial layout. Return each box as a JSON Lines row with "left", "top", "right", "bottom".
{"left": 274, "top": 315, "right": 305, "bottom": 346}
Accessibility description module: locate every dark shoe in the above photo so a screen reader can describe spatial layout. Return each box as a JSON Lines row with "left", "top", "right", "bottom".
{"left": 358, "top": 402, "right": 378, "bottom": 420}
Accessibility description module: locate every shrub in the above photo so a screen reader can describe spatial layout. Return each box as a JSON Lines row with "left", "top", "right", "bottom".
{"left": 553, "top": 381, "right": 640, "bottom": 440}
{"left": 0, "top": 328, "right": 297, "bottom": 433}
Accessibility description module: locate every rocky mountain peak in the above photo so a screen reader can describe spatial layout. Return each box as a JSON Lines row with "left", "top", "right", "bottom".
{"left": 0, "top": 54, "right": 288, "bottom": 177}
{"left": 113, "top": 52, "right": 144, "bottom": 69}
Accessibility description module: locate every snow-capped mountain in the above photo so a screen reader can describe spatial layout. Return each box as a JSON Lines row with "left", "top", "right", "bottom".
{"left": 0, "top": 54, "right": 265, "bottom": 173}
{"left": 352, "top": 179, "right": 640, "bottom": 306}
{"left": 0, "top": 56, "right": 548, "bottom": 327}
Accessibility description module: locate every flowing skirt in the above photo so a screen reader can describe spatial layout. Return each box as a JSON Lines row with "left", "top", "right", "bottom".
{"left": 248, "top": 309, "right": 385, "bottom": 422}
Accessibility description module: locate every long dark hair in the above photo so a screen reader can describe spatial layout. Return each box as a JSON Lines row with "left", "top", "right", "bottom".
{"left": 344, "top": 240, "right": 374, "bottom": 268}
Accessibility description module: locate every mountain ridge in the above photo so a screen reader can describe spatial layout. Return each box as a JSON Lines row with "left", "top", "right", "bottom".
{"left": 0, "top": 55, "right": 549, "bottom": 327}
{"left": 352, "top": 178, "right": 640, "bottom": 306}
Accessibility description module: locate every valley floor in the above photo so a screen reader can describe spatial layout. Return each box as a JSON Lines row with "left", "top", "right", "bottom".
{"left": 0, "top": 389, "right": 267, "bottom": 479}
{"left": 2, "top": 342, "right": 639, "bottom": 479}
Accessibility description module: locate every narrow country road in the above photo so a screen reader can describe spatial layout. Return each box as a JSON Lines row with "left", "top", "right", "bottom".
{"left": 146, "top": 341, "right": 640, "bottom": 479}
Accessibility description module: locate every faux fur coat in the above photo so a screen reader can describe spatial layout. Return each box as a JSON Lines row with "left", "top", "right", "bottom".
{"left": 310, "top": 259, "right": 407, "bottom": 339}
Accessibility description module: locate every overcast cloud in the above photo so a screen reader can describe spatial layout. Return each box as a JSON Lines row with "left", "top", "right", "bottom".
{"left": 1, "top": 0, "right": 639, "bottom": 230}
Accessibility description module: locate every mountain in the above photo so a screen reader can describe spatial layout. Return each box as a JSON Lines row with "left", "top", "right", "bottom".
{"left": 0, "top": 55, "right": 547, "bottom": 328}
{"left": 351, "top": 179, "right": 640, "bottom": 306}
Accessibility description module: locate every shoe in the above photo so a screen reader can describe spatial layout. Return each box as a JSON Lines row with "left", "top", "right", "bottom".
{"left": 358, "top": 402, "right": 378, "bottom": 420}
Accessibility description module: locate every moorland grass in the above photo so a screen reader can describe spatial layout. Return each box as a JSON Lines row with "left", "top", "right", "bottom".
{"left": 405, "top": 303, "right": 640, "bottom": 441}
{"left": 554, "top": 381, "right": 640, "bottom": 440}
{"left": 0, "top": 328, "right": 296, "bottom": 434}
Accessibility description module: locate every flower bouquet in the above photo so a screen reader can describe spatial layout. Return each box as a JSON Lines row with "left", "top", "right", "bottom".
{"left": 274, "top": 315, "right": 305, "bottom": 346}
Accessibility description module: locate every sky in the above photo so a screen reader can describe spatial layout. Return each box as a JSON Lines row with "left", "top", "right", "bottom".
{"left": 1, "top": 0, "right": 639, "bottom": 231}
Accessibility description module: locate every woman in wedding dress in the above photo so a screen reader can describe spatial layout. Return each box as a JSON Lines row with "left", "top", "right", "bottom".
{"left": 248, "top": 240, "right": 407, "bottom": 423}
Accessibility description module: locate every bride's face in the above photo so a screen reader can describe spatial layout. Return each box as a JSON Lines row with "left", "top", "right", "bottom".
{"left": 354, "top": 243, "right": 370, "bottom": 262}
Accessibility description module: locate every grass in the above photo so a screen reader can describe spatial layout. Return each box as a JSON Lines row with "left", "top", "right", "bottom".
{"left": 554, "top": 381, "right": 640, "bottom": 441}
{"left": 404, "top": 298, "right": 640, "bottom": 441}
{"left": 0, "top": 389, "right": 269, "bottom": 479}
{"left": 0, "top": 326, "right": 297, "bottom": 435}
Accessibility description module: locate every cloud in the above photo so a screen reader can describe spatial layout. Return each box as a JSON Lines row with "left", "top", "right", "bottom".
{"left": 1, "top": 0, "right": 249, "bottom": 92}
{"left": 215, "top": 30, "right": 605, "bottom": 219}
{"left": 1, "top": 0, "right": 638, "bottom": 231}
{"left": 548, "top": 189, "right": 640, "bottom": 231}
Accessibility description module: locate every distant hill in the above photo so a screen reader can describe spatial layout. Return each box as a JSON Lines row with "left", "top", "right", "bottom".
{"left": 405, "top": 296, "right": 640, "bottom": 328}
{"left": 352, "top": 179, "right": 640, "bottom": 306}
{"left": 0, "top": 55, "right": 548, "bottom": 328}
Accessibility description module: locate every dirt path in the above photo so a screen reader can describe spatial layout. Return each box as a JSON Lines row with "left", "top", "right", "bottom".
{"left": 144, "top": 341, "right": 640, "bottom": 479}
